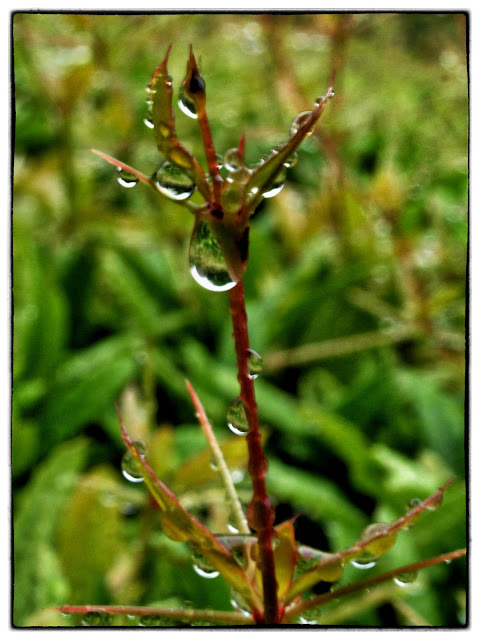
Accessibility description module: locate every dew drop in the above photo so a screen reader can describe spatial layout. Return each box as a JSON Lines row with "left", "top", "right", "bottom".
{"left": 178, "top": 86, "right": 198, "bottom": 119}
{"left": 406, "top": 498, "right": 422, "bottom": 510}
{"left": 138, "top": 615, "right": 164, "bottom": 627}
{"left": 117, "top": 168, "right": 139, "bottom": 189}
{"left": 283, "top": 151, "right": 298, "bottom": 168}
{"left": 189, "top": 220, "right": 237, "bottom": 292}
{"left": 247, "top": 348, "right": 263, "bottom": 379}
{"left": 227, "top": 397, "right": 248, "bottom": 436}
{"left": 153, "top": 161, "right": 196, "bottom": 201}
{"left": 262, "top": 167, "right": 287, "bottom": 199}
{"left": 393, "top": 570, "right": 418, "bottom": 587}
{"left": 121, "top": 440, "right": 147, "bottom": 483}
{"left": 290, "top": 111, "right": 314, "bottom": 137}
{"left": 426, "top": 493, "right": 443, "bottom": 511}
{"left": 315, "top": 91, "right": 334, "bottom": 105}
{"left": 192, "top": 551, "right": 220, "bottom": 579}
{"left": 230, "top": 589, "right": 251, "bottom": 616}
{"left": 144, "top": 115, "right": 154, "bottom": 129}
{"left": 351, "top": 553, "right": 378, "bottom": 570}
{"left": 81, "top": 611, "right": 112, "bottom": 627}
{"left": 224, "top": 148, "right": 244, "bottom": 172}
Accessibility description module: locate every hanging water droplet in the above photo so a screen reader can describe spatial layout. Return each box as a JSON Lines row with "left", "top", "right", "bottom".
{"left": 283, "top": 151, "right": 298, "bottom": 168}
{"left": 247, "top": 348, "right": 263, "bottom": 379}
{"left": 227, "top": 397, "right": 248, "bottom": 436}
{"left": 153, "top": 161, "right": 196, "bottom": 201}
{"left": 178, "top": 85, "right": 198, "bottom": 119}
{"left": 351, "top": 553, "right": 378, "bottom": 570}
{"left": 144, "top": 115, "right": 154, "bottom": 129}
{"left": 117, "top": 168, "right": 139, "bottom": 188}
{"left": 121, "top": 440, "right": 147, "bottom": 483}
{"left": 393, "top": 570, "right": 418, "bottom": 587}
{"left": 227, "top": 167, "right": 251, "bottom": 185}
{"left": 290, "top": 111, "right": 314, "bottom": 137}
{"left": 209, "top": 454, "right": 218, "bottom": 471}
{"left": 262, "top": 166, "right": 287, "bottom": 199}
{"left": 81, "top": 611, "right": 112, "bottom": 627}
{"left": 426, "top": 493, "right": 443, "bottom": 511}
{"left": 227, "top": 520, "right": 239, "bottom": 534}
{"left": 191, "top": 551, "right": 220, "bottom": 579}
{"left": 315, "top": 90, "right": 334, "bottom": 105}
{"left": 230, "top": 589, "right": 251, "bottom": 616}
{"left": 406, "top": 498, "right": 422, "bottom": 510}
{"left": 298, "top": 615, "right": 318, "bottom": 625}
{"left": 189, "top": 220, "right": 237, "bottom": 292}
{"left": 224, "top": 148, "right": 244, "bottom": 172}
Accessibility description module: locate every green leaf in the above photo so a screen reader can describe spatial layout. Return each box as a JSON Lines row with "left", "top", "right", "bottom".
{"left": 13, "top": 438, "right": 88, "bottom": 625}
{"left": 39, "top": 334, "right": 142, "bottom": 447}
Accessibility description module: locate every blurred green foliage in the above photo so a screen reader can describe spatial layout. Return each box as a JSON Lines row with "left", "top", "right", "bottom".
{"left": 13, "top": 12, "right": 467, "bottom": 627}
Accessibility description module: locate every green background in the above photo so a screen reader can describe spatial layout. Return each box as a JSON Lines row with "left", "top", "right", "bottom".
{"left": 13, "top": 12, "right": 467, "bottom": 627}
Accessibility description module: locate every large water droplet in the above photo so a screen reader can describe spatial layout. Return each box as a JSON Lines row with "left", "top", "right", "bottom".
{"left": 153, "top": 161, "right": 196, "bottom": 201}
{"left": 227, "top": 397, "right": 248, "bottom": 436}
{"left": 262, "top": 167, "right": 287, "bottom": 198}
{"left": 189, "top": 220, "right": 237, "bottom": 292}
{"left": 178, "top": 86, "right": 198, "bottom": 119}
{"left": 81, "top": 611, "right": 112, "bottom": 627}
{"left": 247, "top": 348, "right": 263, "bottom": 379}
{"left": 117, "top": 168, "right": 139, "bottom": 189}
{"left": 393, "top": 570, "right": 418, "bottom": 587}
{"left": 290, "top": 111, "right": 314, "bottom": 137}
{"left": 121, "top": 441, "right": 147, "bottom": 483}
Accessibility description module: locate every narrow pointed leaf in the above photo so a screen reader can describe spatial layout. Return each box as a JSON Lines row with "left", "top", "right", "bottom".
{"left": 285, "top": 478, "right": 455, "bottom": 603}
{"left": 246, "top": 75, "right": 334, "bottom": 214}
{"left": 118, "top": 409, "right": 262, "bottom": 617}
{"left": 148, "top": 46, "right": 211, "bottom": 201}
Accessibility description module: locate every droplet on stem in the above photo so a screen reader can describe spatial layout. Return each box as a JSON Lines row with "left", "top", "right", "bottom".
{"left": 393, "top": 570, "right": 418, "bottom": 587}
{"left": 226, "top": 397, "right": 248, "bottom": 436}
{"left": 262, "top": 166, "right": 287, "bottom": 199}
{"left": 81, "top": 611, "right": 112, "bottom": 627}
{"left": 189, "top": 220, "right": 237, "bottom": 292}
{"left": 247, "top": 348, "right": 263, "bottom": 379}
{"left": 224, "top": 148, "right": 244, "bottom": 172}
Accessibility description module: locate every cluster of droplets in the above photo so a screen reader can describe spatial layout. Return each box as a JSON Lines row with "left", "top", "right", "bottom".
{"left": 121, "top": 440, "right": 147, "bottom": 483}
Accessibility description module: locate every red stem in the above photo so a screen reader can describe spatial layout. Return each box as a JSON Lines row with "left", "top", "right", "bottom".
{"left": 228, "top": 280, "right": 280, "bottom": 624}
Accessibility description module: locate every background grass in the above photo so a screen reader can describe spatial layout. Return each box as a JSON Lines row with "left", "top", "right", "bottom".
{"left": 13, "top": 12, "right": 467, "bottom": 627}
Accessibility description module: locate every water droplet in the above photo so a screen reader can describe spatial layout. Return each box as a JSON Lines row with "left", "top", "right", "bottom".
{"left": 192, "top": 551, "right": 220, "bottom": 579}
{"left": 298, "top": 616, "right": 318, "bottom": 625}
{"left": 144, "top": 115, "right": 154, "bottom": 129}
{"left": 121, "top": 440, "right": 147, "bottom": 483}
{"left": 81, "top": 611, "right": 112, "bottom": 627}
{"left": 209, "top": 455, "right": 218, "bottom": 471}
{"left": 216, "top": 154, "right": 224, "bottom": 169}
{"left": 406, "top": 498, "right": 422, "bottom": 510}
{"left": 153, "top": 161, "right": 196, "bottom": 201}
{"left": 283, "top": 151, "right": 298, "bottom": 168}
{"left": 189, "top": 220, "right": 237, "bottom": 292}
{"left": 230, "top": 589, "right": 251, "bottom": 616}
{"left": 315, "top": 91, "right": 334, "bottom": 105}
{"left": 247, "top": 348, "right": 263, "bottom": 379}
{"left": 227, "top": 167, "right": 251, "bottom": 185}
{"left": 224, "top": 148, "right": 244, "bottom": 172}
{"left": 290, "top": 111, "right": 314, "bottom": 137}
{"left": 230, "top": 469, "right": 245, "bottom": 484}
{"left": 426, "top": 493, "right": 443, "bottom": 511}
{"left": 360, "top": 522, "right": 397, "bottom": 555}
{"left": 117, "top": 168, "right": 139, "bottom": 188}
{"left": 138, "top": 615, "right": 164, "bottom": 627}
{"left": 227, "top": 397, "right": 248, "bottom": 435}
{"left": 351, "top": 553, "right": 378, "bottom": 570}
{"left": 227, "top": 520, "right": 239, "bottom": 534}
{"left": 262, "top": 166, "right": 287, "bottom": 199}
{"left": 393, "top": 570, "right": 418, "bottom": 587}
{"left": 178, "top": 86, "right": 198, "bottom": 119}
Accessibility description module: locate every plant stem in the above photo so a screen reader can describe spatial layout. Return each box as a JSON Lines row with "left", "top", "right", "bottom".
{"left": 228, "top": 280, "right": 280, "bottom": 624}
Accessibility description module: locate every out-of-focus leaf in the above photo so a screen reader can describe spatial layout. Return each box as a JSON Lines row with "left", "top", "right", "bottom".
{"left": 39, "top": 334, "right": 142, "bottom": 447}
{"left": 273, "top": 521, "right": 298, "bottom": 600}
{"left": 14, "top": 438, "right": 88, "bottom": 626}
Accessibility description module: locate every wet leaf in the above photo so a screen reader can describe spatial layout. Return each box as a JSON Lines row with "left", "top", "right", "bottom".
{"left": 119, "top": 410, "right": 262, "bottom": 618}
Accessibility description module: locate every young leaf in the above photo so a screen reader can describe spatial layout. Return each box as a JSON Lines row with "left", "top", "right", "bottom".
{"left": 118, "top": 408, "right": 262, "bottom": 618}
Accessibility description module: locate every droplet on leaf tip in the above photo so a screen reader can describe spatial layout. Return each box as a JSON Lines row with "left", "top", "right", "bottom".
{"left": 290, "top": 110, "right": 314, "bottom": 137}
{"left": 117, "top": 168, "right": 139, "bottom": 188}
